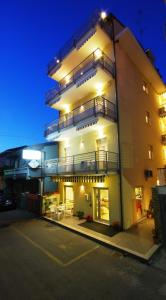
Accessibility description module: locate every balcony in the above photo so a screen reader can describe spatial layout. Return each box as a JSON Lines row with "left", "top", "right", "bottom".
{"left": 44, "top": 150, "right": 118, "bottom": 176}
{"left": 4, "top": 167, "right": 42, "bottom": 179}
{"left": 47, "top": 12, "right": 113, "bottom": 77}
{"left": 45, "top": 96, "right": 116, "bottom": 139}
{"left": 159, "top": 106, "right": 166, "bottom": 118}
{"left": 157, "top": 168, "right": 166, "bottom": 186}
{"left": 161, "top": 134, "right": 166, "bottom": 145}
{"left": 46, "top": 49, "right": 114, "bottom": 108}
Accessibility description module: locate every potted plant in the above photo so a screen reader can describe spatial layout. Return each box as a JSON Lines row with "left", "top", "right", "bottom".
{"left": 112, "top": 221, "right": 121, "bottom": 231}
{"left": 76, "top": 211, "right": 84, "bottom": 219}
{"left": 86, "top": 214, "right": 93, "bottom": 222}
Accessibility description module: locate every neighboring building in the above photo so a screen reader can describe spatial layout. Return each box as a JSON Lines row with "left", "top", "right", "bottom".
{"left": 44, "top": 11, "right": 166, "bottom": 229}
{"left": 0, "top": 142, "right": 58, "bottom": 212}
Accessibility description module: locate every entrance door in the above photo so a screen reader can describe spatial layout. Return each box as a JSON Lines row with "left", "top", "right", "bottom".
{"left": 64, "top": 186, "right": 74, "bottom": 216}
{"left": 94, "top": 188, "right": 109, "bottom": 223}
{"left": 135, "top": 187, "right": 143, "bottom": 221}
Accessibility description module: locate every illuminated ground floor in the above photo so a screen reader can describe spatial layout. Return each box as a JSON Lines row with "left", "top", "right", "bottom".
{"left": 42, "top": 173, "right": 154, "bottom": 230}
{"left": 43, "top": 175, "right": 120, "bottom": 227}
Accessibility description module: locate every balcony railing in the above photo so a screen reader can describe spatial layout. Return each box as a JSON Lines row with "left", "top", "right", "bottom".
{"left": 4, "top": 167, "right": 42, "bottom": 178}
{"left": 46, "top": 49, "right": 114, "bottom": 106}
{"left": 159, "top": 105, "right": 166, "bottom": 118}
{"left": 44, "top": 150, "right": 118, "bottom": 175}
{"left": 45, "top": 96, "right": 116, "bottom": 137}
{"left": 47, "top": 12, "right": 112, "bottom": 75}
{"left": 157, "top": 168, "right": 166, "bottom": 186}
{"left": 161, "top": 134, "right": 166, "bottom": 145}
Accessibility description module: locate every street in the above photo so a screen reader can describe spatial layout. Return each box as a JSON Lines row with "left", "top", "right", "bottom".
{"left": 0, "top": 209, "right": 166, "bottom": 300}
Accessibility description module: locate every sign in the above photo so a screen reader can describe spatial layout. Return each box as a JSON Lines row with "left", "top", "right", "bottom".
{"left": 22, "top": 149, "right": 41, "bottom": 160}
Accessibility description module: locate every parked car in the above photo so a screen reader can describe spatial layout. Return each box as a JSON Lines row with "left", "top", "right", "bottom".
{"left": 0, "top": 193, "right": 16, "bottom": 211}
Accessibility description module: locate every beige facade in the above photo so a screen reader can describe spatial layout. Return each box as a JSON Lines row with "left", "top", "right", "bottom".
{"left": 45, "top": 12, "right": 166, "bottom": 230}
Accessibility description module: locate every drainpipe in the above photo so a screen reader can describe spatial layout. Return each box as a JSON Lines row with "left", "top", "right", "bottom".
{"left": 111, "top": 17, "right": 124, "bottom": 230}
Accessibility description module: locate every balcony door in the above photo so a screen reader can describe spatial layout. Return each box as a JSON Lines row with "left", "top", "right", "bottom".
{"left": 64, "top": 146, "right": 72, "bottom": 172}
{"left": 94, "top": 188, "right": 109, "bottom": 224}
{"left": 96, "top": 138, "right": 107, "bottom": 170}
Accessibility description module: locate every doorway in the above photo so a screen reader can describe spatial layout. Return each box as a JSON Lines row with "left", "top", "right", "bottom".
{"left": 135, "top": 186, "right": 143, "bottom": 221}
{"left": 94, "top": 188, "right": 109, "bottom": 224}
{"left": 64, "top": 186, "right": 74, "bottom": 216}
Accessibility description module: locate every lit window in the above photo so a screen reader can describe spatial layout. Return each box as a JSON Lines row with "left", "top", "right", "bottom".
{"left": 148, "top": 145, "right": 153, "bottom": 160}
{"left": 145, "top": 111, "right": 150, "bottom": 124}
{"left": 143, "top": 82, "right": 148, "bottom": 94}
{"left": 135, "top": 187, "right": 143, "bottom": 200}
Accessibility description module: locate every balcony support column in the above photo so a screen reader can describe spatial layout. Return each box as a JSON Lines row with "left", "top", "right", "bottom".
{"left": 73, "top": 155, "right": 75, "bottom": 174}
{"left": 105, "top": 151, "right": 108, "bottom": 174}
{"left": 95, "top": 151, "right": 98, "bottom": 173}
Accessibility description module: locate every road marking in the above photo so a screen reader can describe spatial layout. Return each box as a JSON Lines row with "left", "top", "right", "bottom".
{"left": 12, "top": 226, "right": 64, "bottom": 267}
{"left": 64, "top": 245, "right": 99, "bottom": 266}
{"left": 11, "top": 225, "right": 99, "bottom": 267}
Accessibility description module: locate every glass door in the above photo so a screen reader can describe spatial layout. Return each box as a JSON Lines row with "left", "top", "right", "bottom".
{"left": 94, "top": 188, "right": 109, "bottom": 223}
{"left": 64, "top": 186, "right": 74, "bottom": 216}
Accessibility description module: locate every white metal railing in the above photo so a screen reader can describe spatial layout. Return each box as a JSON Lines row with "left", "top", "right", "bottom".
{"left": 46, "top": 49, "right": 114, "bottom": 105}
{"left": 45, "top": 96, "right": 116, "bottom": 137}
{"left": 45, "top": 150, "right": 118, "bottom": 175}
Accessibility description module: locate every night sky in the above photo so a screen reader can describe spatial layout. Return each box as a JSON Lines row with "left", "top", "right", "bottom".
{"left": 0, "top": 0, "right": 165, "bottom": 152}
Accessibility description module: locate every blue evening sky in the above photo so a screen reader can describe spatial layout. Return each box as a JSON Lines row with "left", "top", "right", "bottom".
{"left": 0, "top": 0, "right": 165, "bottom": 152}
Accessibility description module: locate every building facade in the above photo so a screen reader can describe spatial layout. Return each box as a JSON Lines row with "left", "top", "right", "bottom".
{"left": 44, "top": 12, "right": 166, "bottom": 229}
{"left": 0, "top": 142, "right": 58, "bottom": 212}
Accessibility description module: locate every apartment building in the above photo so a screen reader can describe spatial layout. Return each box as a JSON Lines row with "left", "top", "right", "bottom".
{"left": 0, "top": 142, "right": 58, "bottom": 212}
{"left": 44, "top": 11, "right": 166, "bottom": 230}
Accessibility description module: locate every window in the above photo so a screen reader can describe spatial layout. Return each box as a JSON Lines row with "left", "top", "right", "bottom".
{"left": 135, "top": 187, "right": 143, "bottom": 200}
{"left": 148, "top": 145, "right": 153, "bottom": 160}
{"left": 96, "top": 138, "right": 107, "bottom": 151}
{"left": 143, "top": 82, "right": 148, "bottom": 94}
{"left": 145, "top": 111, "right": 150, "bottom": 124}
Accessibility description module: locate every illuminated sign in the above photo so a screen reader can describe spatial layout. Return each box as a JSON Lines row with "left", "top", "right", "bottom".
{"left": 22, "top": 149, "right": 41, "bottom": 160}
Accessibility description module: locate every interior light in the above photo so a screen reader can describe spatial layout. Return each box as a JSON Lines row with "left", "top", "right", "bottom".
{"left": 80, "top": 105, "right": 84, "bottom": 112}
{"left": 56, "top": 59, "right": 60, "bottom": 63}
{"left": 65, "top": 75, "right": 71, "bottom": 85}
{"left": 63, "top": 104, "right": 70, "bottom": 113}
{"left": 96, "top": 82, "right": 104, "bottom": 96}
{"left": 100, "top": 11, "right": 107, "bottom": 20}
{"left": 94, "top": 49, "right": 102, "bottom": 60}
{"left": 97, "top": 126, "right": 104, "bottom": 139}
{"left": 80, "top": 185, "right": 85, "bottom": 192}
{"left": 156, "top": 179, "right": 160, "bottom": 186}
{"left": 162, "top": 92, "right": 166, "bottom": 100}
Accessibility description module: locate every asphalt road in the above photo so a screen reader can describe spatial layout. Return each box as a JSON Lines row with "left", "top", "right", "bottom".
{"left": 0, "top": 209, "right": 166, "bottom": 300}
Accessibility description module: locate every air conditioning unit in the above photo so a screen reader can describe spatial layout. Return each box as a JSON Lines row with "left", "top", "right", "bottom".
{"left": 144, "top": 169, "right": 153, "bottom": 178}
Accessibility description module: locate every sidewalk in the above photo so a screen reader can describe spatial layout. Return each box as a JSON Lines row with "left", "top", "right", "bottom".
{"left": 44, "top": 216, "right": 160, "bottom": 261}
